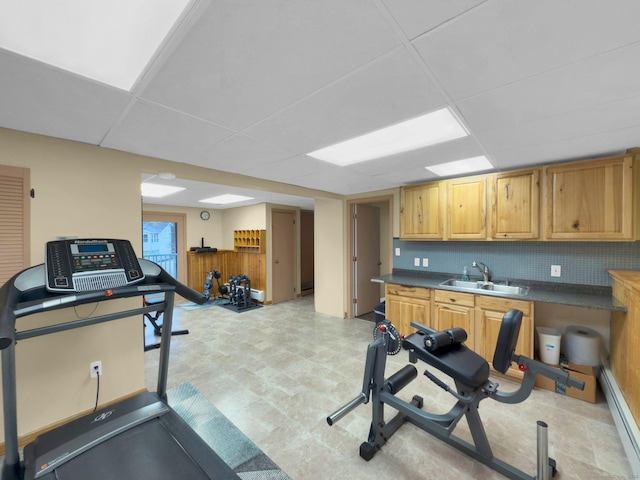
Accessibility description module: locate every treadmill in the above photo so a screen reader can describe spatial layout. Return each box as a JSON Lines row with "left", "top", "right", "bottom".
{"left": 0, "top": 239, "right": 239, "bottom": 480}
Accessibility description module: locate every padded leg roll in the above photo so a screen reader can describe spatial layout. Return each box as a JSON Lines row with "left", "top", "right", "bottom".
{"left": 424, "top": 331, "right": 452, "bottom": 351}
{"left": 385, "top": 365, "right": 417, "bottom": 394}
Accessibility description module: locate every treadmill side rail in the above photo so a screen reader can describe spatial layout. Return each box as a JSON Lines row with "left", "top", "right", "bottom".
{"left": 26, "top": 392, "right": 169, "bottom": 479}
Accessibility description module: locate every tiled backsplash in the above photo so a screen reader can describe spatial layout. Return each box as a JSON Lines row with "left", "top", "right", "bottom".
{"left": 393, "top": 239, "right": 640, "bottom": 286}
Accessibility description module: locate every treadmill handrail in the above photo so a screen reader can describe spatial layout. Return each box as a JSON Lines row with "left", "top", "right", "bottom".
{"left": 0, "top": 259, "right": 207, "bottom": 350}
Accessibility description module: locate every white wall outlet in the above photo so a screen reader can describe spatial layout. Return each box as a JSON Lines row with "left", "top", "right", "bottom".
{"left": 551, "top": 265, "right": 562, "bottom": 277}
{"left": 422, "top": 258, "right": 429, "bottom": 267}
{"left": 90, "top": 361, "right": 102, "bottom": 378}
{"left": 414, "top": 257, "right": 420, "bottom": 267}
{"left": 395, "top": 247, "right": 401, "bottom": 256}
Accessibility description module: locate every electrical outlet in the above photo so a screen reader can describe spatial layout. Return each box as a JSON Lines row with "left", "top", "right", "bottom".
{"left": 414, "top": 257, "right": 420, "bottom": 267}
{"left": 90, "top": 361, "right": 102, "bottom": 378}
{"left": 395, "top": 247, "right": 401, "bottom": 256}
{"left": 422, "top": 258, "right": 429, "bottom": 267}
{"left": 551, "top": 265, "right": 562, "bottom": 277}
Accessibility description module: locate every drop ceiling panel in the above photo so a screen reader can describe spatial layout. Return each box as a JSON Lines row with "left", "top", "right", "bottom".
{"left": 414, "top": 0, "right": 640, "bottom": 100}
{"left": 251, "top": 155, "right": 336, "bottom": 183}
{"left": 244, "top": 47, "right": 445, "bottom": 153}
{"left": 458, "top": 41, "right": 640, "bottom": 133}
{"left": 0, "top": 49, "right": 131, "bottom": 144}
{"left": 490, "top": 124, "right": 640, "bottom": 170}
{"left": 478, "top": 95, "right": 640, "bottom": 154}
{"left": 102, "top": 99, "right": 235, "bottom": 161}
{"left": 381, "top": 0, "right": 485, "bottom": 40}
{"left": 194, "top": 134, "right": 296, "bottom": 172}
{"left": 140, "top": 0, "right": 401, "bottom": 131}
{"left": 292, "top": 166, "right": 397, "bottom": 195}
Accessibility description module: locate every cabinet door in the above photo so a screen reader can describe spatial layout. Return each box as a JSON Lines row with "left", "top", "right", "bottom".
{"left": 400, "top": 183, "right": 444, "bottom": 239}
{"left": 385, "top": 294, "right": 431, "bottom": 338}
{"left": 477, "top": 309, "right": 533, "bottom": 378}
{"left": 490, "top": 169, "right": 540, "bottom": 239}
{"left": 545, "top": 155, "right": 633, "bottom": 240}
{"left": 433, "top": 302, "right": 475, "bottom": 350}
{"left": 447, "top": 176, "right": 486, "bottom": 239}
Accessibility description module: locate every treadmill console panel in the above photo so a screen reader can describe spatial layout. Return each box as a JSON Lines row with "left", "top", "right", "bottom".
{"left": 45, "top": 239, "right": 144, "bottom": 292}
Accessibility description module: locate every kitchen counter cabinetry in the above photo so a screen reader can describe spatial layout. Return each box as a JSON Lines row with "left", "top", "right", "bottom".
{"left": 385, "top": 283, "right": 431, "bottom": 337}
{"left": 608, "top": 270, "right": 640, "bottom": 430}
{"left": 544, "top": 155, "right": 633, "bottom": 240}
{"left": 475, "top": 296, "right": 534, "bottom": 378}
{"left": 490, "top": 169, "right": 540, "bottom": 239}
{"left": 400, "top": 182, "right": 444, "bottom": 239}
{"left": 446, "top": 175, "right": 487, "bottom": 239}
{"left": 433, "top": 290, "right": 476, "bottom": 350}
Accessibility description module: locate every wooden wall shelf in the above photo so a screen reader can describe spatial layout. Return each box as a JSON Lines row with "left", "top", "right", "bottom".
{"left": 234, "top": 229, "right": 266, "bottom": 253}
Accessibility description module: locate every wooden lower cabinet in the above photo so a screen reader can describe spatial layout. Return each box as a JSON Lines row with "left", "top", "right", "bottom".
{"left": 385, "top": 284, "right": 432, "bottom": 337}
{"left": 475, "top": 296, "right": 534, "bottom": 378}
{"left": 433, "top": 290, "right": 475, "bottom": 350}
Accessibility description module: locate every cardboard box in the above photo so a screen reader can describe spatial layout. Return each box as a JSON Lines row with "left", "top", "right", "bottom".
{"left": 534, "top": 357, "right": 598, "bottom": 403}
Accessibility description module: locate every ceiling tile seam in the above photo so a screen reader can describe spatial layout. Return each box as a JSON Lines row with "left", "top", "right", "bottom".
{"left": 371, "top": 0, "right": 494, "bottom": 166}
{"left": 393, "top": 0, "right": 490, "bottom": 41}
{"left": 128, "top": 0, "right": 211, "bottom": 98}
{"left": 472, "top": 90, "right": 640, "bottom": 138}
{"left": 485, "top": 122, "right": 640, "bottom": 158}
{"left": 451, "top": 37, "right": 640, "bottom": 103}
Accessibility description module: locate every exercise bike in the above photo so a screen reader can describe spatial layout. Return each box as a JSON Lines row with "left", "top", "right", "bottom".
{"left": 327, "top": 309, "right": 585, "bottom": 480}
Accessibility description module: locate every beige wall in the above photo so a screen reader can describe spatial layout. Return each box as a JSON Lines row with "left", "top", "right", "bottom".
{"left": 144, "top": 203, "right": 224, "bottom": 251}
{"left": 314, "top": 197, "right": 346, "bottom": 318}
{"left": 0, "top": 129, "right": 144, "bottom": 441}
{"left": 0, "top": 127, "right": 367, "bottom": 441}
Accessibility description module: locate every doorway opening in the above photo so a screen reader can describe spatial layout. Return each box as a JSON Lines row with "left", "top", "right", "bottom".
{"left": 347, "top": 195, "right": 393, "bottom": 321}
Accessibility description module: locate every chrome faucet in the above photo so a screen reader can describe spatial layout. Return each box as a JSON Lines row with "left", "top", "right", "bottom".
{"left": 472, "top": 261, "right": 491, "bottom": 283}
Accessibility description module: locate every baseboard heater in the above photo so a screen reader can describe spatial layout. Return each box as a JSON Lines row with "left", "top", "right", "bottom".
{"left": 599, "top": 360, "right": 640, "bottom": 475}
{"left": 250, "top": 289, "right": 264, "bottom": 303}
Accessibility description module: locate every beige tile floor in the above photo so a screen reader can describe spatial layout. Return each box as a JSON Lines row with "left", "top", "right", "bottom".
{"left": 144, "top": 296, "right": 632, "bottom": 479}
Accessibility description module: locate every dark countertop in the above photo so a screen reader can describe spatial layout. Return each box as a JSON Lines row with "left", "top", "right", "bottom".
{"left": 373, "top": 269, "right": 626, "bottom": 312}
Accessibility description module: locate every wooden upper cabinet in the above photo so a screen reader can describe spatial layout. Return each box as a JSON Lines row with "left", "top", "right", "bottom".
{"left": 489, "top": 169, "right": 540, "bottom": 239}
{"left": 544, "top": 155, "right": 633, "bottom": 240}
{"left": 400, "top": 182, "right": 444, "bottom": 239}
{"left": 446, "top": 176, "right": 486, "bottom": 239}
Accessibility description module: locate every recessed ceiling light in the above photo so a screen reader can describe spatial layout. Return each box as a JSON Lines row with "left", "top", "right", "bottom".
{"left": 425, "top": 156, "right": 494, "bottom": 177}
{"left": 0, "top": 0, "right": 191, "bottom": 91}
{"left": 141, "top": 183, "right": 185, "bottom": 198}
{"left": 306, "top": 107, "right": 469, "bottom": 166}
{"left": 200, "top": 194, "right": 254, "bottom": 205}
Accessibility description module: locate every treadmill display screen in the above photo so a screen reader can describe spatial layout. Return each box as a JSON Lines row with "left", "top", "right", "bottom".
{"left": 46, "top": 239, "right": 144, "bottom": 292}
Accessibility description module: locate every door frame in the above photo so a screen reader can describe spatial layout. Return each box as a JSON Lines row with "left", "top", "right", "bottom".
{"left": 142, "top": 211, "right": 187, "bottom": 285}
{"left": 346, "top": 195, "right": 393, "bottom": 319}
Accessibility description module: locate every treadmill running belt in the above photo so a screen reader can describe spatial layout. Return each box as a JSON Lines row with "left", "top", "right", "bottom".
{"left": 52, "top": 420, "right": 209, "bottom": 480}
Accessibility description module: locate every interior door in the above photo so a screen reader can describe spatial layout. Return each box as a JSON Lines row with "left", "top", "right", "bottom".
{"left": 272, "top": 210, "right": 296, "bottom": 304}
{"left": 353, "top": 204, "right": 380, "bottom": 316}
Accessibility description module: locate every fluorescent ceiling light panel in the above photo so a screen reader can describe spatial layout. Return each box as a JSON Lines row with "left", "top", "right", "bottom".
{"left": 200, "top": 194, "right": 255, "bottom": 205}
{"left": 141, "top": 183, "right": 185, "bottom": 198}
{"left": 0, "top": 0, "right": 191, "bottom": 90}
{"left": 425, "top": 156, "right": 494, "bottom": 177}
{"left": 307, "top": 107, "right": 469, "bottom": 166}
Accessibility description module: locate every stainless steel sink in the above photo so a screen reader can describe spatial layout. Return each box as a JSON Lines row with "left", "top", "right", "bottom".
{"left": 439, "top": 279, "right": 529, "bottom": 296}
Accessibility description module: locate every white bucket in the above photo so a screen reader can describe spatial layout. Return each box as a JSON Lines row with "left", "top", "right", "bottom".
{"left": 537, "top": 327, "right": 561, "bottom": 365}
